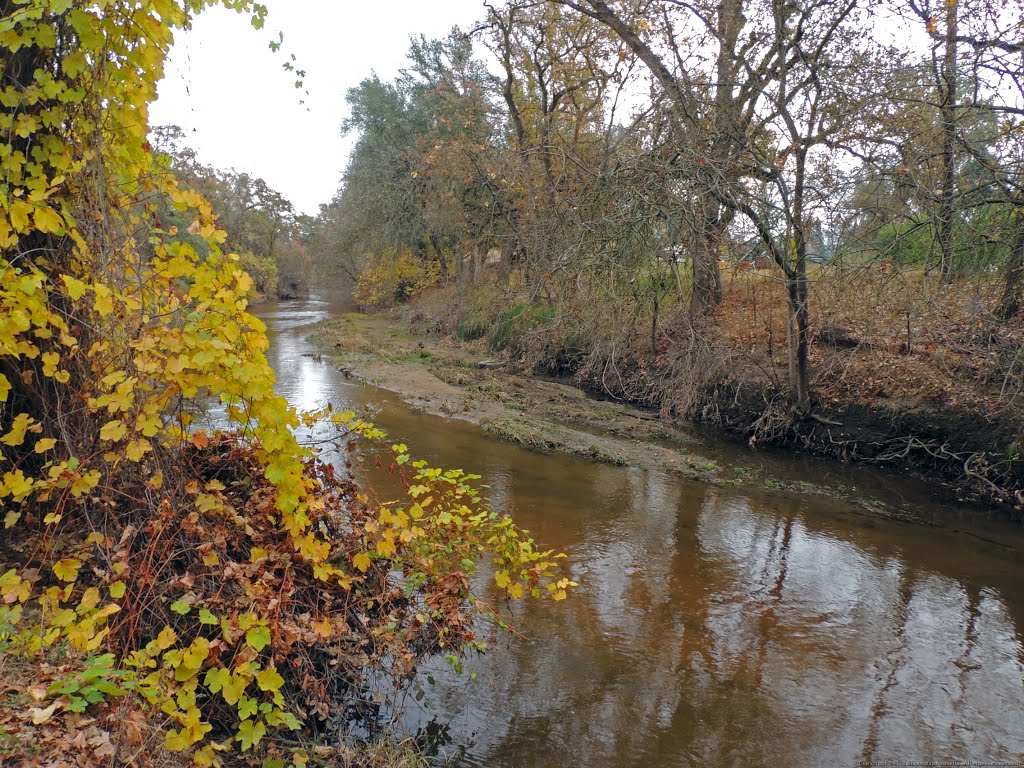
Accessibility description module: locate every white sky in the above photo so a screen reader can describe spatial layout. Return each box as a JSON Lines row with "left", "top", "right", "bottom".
{"left": 151, "top": 0, "right": 488, "bottom": 215}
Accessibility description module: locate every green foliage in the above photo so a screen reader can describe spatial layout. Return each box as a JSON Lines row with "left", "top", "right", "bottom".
{"left": 873, "top": 206, "right": 1013, "bottom": 275}
{"left": 489, "top": 302, "right": 556, "bottom": 351}
{"left": 46, "top": 654, "right": 128, "bottom": 713}
{"left": 457, "top": 317, "right": 491, "bottom": 341}
{"left": 319, "top": 31, "right": 500, "bottom": 284}
{"left": 152, "top": 124, "right": 308, "bottom": 300}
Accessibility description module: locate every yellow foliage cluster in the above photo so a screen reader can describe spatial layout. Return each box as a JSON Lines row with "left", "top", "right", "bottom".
{"left": 0, "top": 2, "right": 572, "bottom": 765}
{"left": 353, "top": 249, "right": 440, "bottom": 309}
{"left": 237, "top": 251, "right": 280, "bottom": 302}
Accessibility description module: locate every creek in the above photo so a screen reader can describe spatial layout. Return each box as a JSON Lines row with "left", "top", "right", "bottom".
{"left": 257, "top": 296, "right": 1024, "bottom": 767}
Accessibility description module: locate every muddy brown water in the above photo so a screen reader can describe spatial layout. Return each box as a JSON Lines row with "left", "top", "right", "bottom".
{"left": 257, "top": 297, "right": 1024, "bottom": 767}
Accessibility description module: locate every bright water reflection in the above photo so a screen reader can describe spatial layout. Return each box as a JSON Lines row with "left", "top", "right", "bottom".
{"left": 256, "top": 297, "right": 1024, "bottom": 767}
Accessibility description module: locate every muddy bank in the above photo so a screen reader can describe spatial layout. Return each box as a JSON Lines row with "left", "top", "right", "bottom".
{"left": 310, "top": 313, "right": 718, "bottom": 483}
{"left": 698, "top": 386, "right": 1024, "bottom": 509}
{"left": 308, "top": 311, "right": 992, "bottom": 524}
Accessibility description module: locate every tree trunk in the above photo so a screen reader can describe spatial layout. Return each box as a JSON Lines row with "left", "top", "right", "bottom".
{"left": 688, "top": 0, "right": 741, "bottom": 318}
{"left": 652, "top": 292, "right": 659, "bottom": 354}
{"left": 786, "top": 275, "right": 812, "bottom": 416}
{"left": 937, "top": 0, "right": 958, "bottom": 282}
{"left": 788, "top": 154, "right": 812, "bottom": 416}
{"left": 691, "top": 217, "right": 724, "bottom": 318}
{"left": 427, "top": 234, "right": 448, "bottom": 279}
{"left": 998, "top": 215, "right": 1024, "bottom": 319}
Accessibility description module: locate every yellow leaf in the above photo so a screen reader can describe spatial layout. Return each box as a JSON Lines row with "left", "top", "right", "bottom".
{"left": 194, "top": 745, "right": 219, "bottom": 766}
{"left": 34, "top": 437, "right": 57, "bottom": 454}
{"left": 183, "top": 637, "right": 210, "bottom": 668}
{"left": 312, "top": 618, "right": 333, "bottom": 639}
{"left": 126, "top": 439, "right": 150, "bottom": 461}
{"left": 1, "top": 413, "right": 36, "bottom": 447}
{"left": 236, "top": 719, "right": 266, "bottom": 751}
{"left": 99, "top": 419, "right": 126, "bottom": 442}
{"left": 61, "top": 274, "right": 87, "bottom": 300}
{"left": 376, "top": 537, "right": 396, "bottom": 558}
{"left": 33, "top": 205, "right": 63, "bottom": 234}
{"left": 109, "top": 581, "right": 126, "bottom": 599}
{"left": 494, "top": 570, "right": 511, "bottom": 589}
{"left": 9, "top": 200, "right": 32, "bottom": 232}
{"left": 93, "top": 283, "right": 114, "bottom": 316}
{"left": 164, "top": 727, "right": 190, "bottom": 752}
{"left": 352, "top": 552, "right": 372, "bottom": 573}
{"left": 156, "top": 625, "right": 176, "bottom": 650}
{"left": 53, "top": 558, "right": 82, "bottom": 583}
{"left": 256, "top": 666, "right": 284, "bottom": 692}
{"left": 0, "top": 374, "right": 9, "bottom": 402}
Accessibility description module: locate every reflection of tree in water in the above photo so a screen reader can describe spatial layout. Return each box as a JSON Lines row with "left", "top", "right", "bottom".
{"left": 445, "top": 490, "right": 1024, "bottom": 768}
{"left": 246, "top": 299, "right": 1024, "bottom": 766}
{"left": 311, "top": 473, "right": 1024, "bottom": 767}
{"left": 860, "top": 564, "right": 914, "bottom": 766}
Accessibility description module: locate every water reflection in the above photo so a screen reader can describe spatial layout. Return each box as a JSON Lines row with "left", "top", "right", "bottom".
{"left": 254, "top": 298, "right": 1024, "bottom": 767}
{"left": 260, "top": 304, "right": 335, "bottom": 415}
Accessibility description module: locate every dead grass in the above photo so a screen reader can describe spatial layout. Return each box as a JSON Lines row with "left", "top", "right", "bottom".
{"left": 718, "top": 265, "right": 1024, "bottom": 418}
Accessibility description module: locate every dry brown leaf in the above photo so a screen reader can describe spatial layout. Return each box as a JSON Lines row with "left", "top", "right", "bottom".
{"left": 26, "top": 702, "right": 58, "bottom": 724}
{"left": 87, "top": 729, "right": 116, "bottom": 758}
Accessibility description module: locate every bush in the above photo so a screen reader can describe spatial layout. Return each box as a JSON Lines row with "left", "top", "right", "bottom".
{"left": 489, "top": 301, "right": 556, "bottom": 352}
{"left": 354, "top": 250, "right": 440, "bottom": 309}
{"left": 238, "top": 251, "right": 280, "bottom": 300}
{"left": 0, "top": 3, "right": 572, "bottom": 766}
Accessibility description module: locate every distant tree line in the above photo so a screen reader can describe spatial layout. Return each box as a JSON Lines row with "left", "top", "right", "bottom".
{"left": 316, "top": 0, "right": 1024, "bottom": 420}
{"left": 153, "top": 125, "right": 314, "bottom": 300}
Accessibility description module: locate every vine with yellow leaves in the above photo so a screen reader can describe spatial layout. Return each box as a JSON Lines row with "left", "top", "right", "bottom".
{"left": 0, "top": 2, "right": 573, "bottom": 765}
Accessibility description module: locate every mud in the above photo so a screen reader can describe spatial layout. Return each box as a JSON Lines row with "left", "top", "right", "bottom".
{"left": 310, "top": 313, "right": 718, "bottom": 481}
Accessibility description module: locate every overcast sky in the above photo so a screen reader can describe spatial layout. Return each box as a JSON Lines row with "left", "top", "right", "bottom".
{"left": 151, "top": 1, "right": 487, "bottom": 215}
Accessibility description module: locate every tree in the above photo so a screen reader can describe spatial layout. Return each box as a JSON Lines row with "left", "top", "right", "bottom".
{"left": 0, "top": 3, "right": 571, "bottom": 764}
{"left": 151, "top": 125, "right": 307, "bottom": 298}
{"left": 551, "top": 0, "right": 878, "bottom": 413}
{"left": 547, "top": 0, "right": 746, "bottom": 318}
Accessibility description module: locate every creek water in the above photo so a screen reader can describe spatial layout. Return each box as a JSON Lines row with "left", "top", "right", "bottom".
{"left": 257, "top": 296, "right": 1024, "bottom": 767}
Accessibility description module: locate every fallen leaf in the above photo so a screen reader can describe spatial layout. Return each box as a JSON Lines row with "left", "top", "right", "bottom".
{"left": 27, "top": 702, "right": 58, "bottom": 724}
{"left": 88, "top": 729, "right": 116, "bottom": 758}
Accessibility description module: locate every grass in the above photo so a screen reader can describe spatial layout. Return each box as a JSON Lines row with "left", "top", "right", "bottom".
{"left": 341, "top": 738, "right": 433, "bottom": 768}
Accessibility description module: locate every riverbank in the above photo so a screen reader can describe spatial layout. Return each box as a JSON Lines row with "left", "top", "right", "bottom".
{"left": 309, "top": 307, "right": 990, "bottom": 524}
{"left": 321, "top": 274, "right": 1024, "bottom": 518}
{"left": 311, "top": 313, "right": 720, "bottom": 483}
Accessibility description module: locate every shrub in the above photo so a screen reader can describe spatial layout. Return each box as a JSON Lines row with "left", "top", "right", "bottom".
{"left": 238, "top": 251, "right": 280, "bottom": 301}
{"left": 354, "top": 250, "right": 440, "bottom": 309}
{"left": 489, "top": 302, "right": 556, "bottom": 352}
{"left": 0, "top": 3, "right": 572, "bottom": 766}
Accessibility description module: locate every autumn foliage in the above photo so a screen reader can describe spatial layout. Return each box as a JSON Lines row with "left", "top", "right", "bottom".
{"left": 353, "top": 249, "right": 441, "bottom": 310}
{"left": 0, "top": 2, "right": 571, "bottom": 765}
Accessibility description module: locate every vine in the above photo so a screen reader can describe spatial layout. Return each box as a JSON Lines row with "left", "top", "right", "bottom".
{"left": 0, "top": 2, "right": 572, "bottom": 764}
